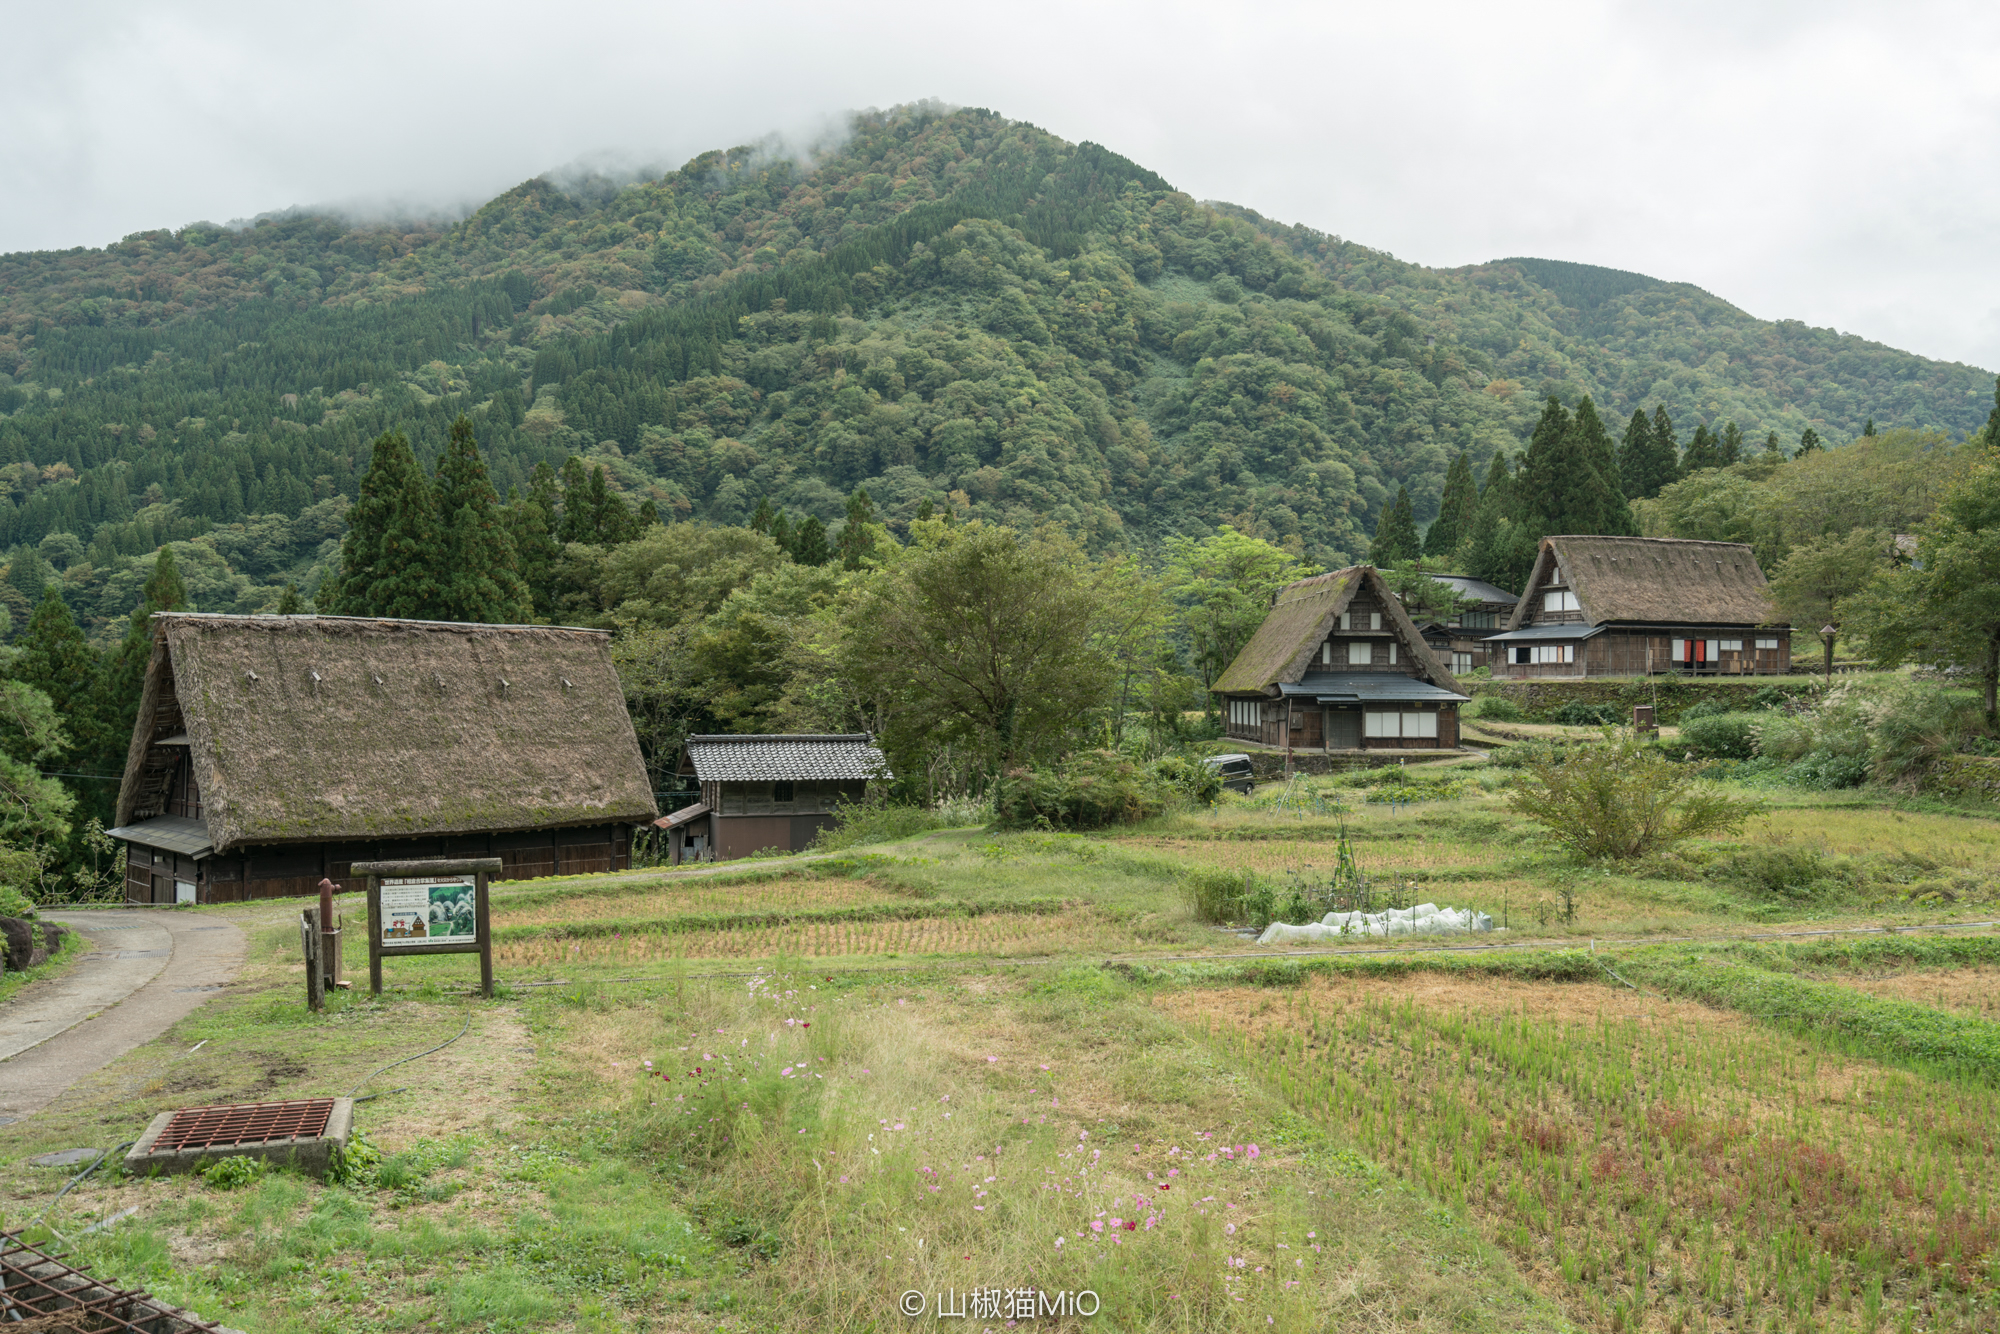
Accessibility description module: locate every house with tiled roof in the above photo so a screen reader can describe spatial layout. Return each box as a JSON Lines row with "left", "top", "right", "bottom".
{"left": 655, "top": 734, "right": 893, "bottom": 863}
{"left": 1212, "top": 566, "right": 1469, "bottom": 752}
{"left": 1486, "top": 536, "right": 1792, "bottom": 678}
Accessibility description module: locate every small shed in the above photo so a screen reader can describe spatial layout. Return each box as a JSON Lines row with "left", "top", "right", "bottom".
{"left": 106, "top": 612, "right": 658, "bottom": 902}
{"left": 658, "top": 734, "right": 891, "bottom": 863}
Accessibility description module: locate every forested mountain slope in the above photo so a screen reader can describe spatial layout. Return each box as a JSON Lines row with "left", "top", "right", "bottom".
{"left": 0, "top": 104, "right": 1988, "bottom": 638}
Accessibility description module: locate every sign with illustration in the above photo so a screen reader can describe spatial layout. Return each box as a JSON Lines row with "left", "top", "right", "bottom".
{"left": 379, "top": 877, "right": 478, "bottom": 947}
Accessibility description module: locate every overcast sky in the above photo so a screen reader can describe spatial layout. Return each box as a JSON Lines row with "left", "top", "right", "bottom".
{"left": 6, "top": 0, "right": 1999, "bottom": 373}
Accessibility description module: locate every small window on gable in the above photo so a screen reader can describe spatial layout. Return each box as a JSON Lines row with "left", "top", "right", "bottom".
{"left": 1543, "top": 590, "right": 1580, "bottom": 613}
{"left": 1338, "top": 612, "right": 1351, "bottom": 631}
{"left": 1388, "top": 642, "right": 1398, "bottom": 665}
{"left": 1369, "top": 612, "right": 1383, "bottom": 631}
{"left": 773, "top": 781, "right": 795, "bottom": 803}
{"left": 1348, "top": 641, "right": 1372, "bottom": 666}
{"left": 1321, "top": 641, "right": 1331, "bottom": 665}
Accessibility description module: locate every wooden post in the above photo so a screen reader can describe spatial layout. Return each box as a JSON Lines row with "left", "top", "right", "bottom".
{"left": 301, "top": 907, "right": 323, "bottom": 1013}
{"left": 475, "top": 869, "right": 493, "bottom": 999}
{"left": 366, "top": 873, "right": 383, "bottom": 997}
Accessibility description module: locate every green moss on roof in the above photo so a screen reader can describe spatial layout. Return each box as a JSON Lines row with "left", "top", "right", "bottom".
{"left": 1212, "top": 570, "right": 1356, "bottom": 694}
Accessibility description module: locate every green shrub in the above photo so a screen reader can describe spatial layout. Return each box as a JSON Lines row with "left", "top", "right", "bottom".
{"left": 201, "top": 1156, "right": 265, "bottom": 1190}
{"left": 1551, "top": 700, "right": 1622, "bottom": 726}
{"left": 993, "top": 750, "right": 1169, "bottom": 829}
{"left": 1509, "top": 731, "right": 1758, "bottom": 860}
{"left": 1466, "top": 695, "right": 1525, "bottom": 722}
{"left": 1748, "top": 686, "right": 1795, "bottom": 711}
{"left": 810, "top": 795, "right": 993, "bottom": 852}
{"left": 1149, "top": 754, "right": 1223, "bottom": 806}
{"left": 1678, "top": 712, "right": 1762, "bottom": 760}
{"left": 1679, "top": 699, "right": 1731, "bottom": 723}
{"left": 1711, "top": 845, "right": 1857, "bottom": 901}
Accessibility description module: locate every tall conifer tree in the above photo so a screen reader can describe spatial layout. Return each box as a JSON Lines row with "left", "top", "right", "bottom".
{"left": 1682, "top": 424, "right": 1721, "bottom": 473}
{"left": 99, "top": 546, "right": 189, "bottom": 766}
{"left": 1985, "top": 376, "right": 2000, "bottom": 447}
{"left": 1368, "top": 486, "right": 1420, "bottom": 564}
{"left": 1567, "top": 397, "right": 1637, "bottom": 534}
{"left": 1618, "top": 409, "right": 1654, "bottom": 499}
{"left": 837, "top": 487, "right": 879, "bottom": 570}
{"left": 1718, "top": 422, "right": 1744, "bottom": 465}
{"left": 433, "top": 416, "right": 532, "bottom": 623}
{"left": 792, "top": 515, "right": 831, "bottom": 567}
{"left": 1798, "top": 427, "right": 1823, "bottom": 455}
{"left": 1649, "top": 405, "right": 1680, "bottom": 488}
{"left": 321, "top": 430, "right": 440, "bottom": 617}
{"left": 12, "top": 586, "right": 103, "bottom": 759}
{"left": 1423, "top": 452, "right": 1478, "bottom": 559}
{"left": 1764, "top": 430, "right": 1783, "bottom": 458}
{"left": 1516, "top": 396, "right": 1574, "bottom": 529}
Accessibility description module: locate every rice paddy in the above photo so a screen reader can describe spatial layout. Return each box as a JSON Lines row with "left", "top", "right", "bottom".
{"left": 489, "top": 874, "right": 895, "bottom": 928}
{"left": 490, "top": 904, "right": 1198, "bottom": 970}
{"left": 1170, "top": 973, "right": 2000, "bottom": 1333}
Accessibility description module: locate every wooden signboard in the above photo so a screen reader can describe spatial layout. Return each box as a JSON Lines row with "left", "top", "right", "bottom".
{"left": 353, "top": 857, "right": 499, "bottom": 998}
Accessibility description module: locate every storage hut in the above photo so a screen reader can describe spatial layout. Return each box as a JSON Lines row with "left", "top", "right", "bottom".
{"left": 1213, "top": 566, "right": 1469, "bottom": 752}
{"left": 107, "top": 613, "right": 658, "bottom": 903}
{"left": 1486, "top": 536, "right": 1791, "bottom": 678}
{"left": 656, "top": 734, "right": 891, "bottom": 863}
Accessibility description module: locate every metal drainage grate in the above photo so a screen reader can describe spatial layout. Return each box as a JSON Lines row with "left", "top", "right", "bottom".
{"left": 153, "top": 1098, "right": 335, "bottom": 1152}
{"left": 1, "top": 1230, "right": 226, "bottom": 1331}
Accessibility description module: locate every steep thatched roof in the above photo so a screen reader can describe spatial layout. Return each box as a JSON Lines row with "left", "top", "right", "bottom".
{"left": 1211, "top": 567, "right": 1462, "bottom": 695}
{"left": 116, "top": 614, "right": 656, "bottom": 853}
{"left": 1505, "top": 536, "right": 1779, "bottom": 631}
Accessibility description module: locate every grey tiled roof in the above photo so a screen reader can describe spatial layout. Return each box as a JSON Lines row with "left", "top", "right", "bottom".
{"left": 685, "top": 734, "right": 893, "bottom": 783}
{"left": 1432, "top": 574, "right": 1520, "bottom": 604}
{"left": 1277, "top": 672, "right": 1470, "bottom": 704}
{"left": 106, "top": 815, "right": 215, "bottom": 858}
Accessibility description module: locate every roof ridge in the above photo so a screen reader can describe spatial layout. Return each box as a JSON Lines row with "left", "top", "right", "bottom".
{"left": 686, "top": 733, "right": 875, "bottom": 743}
{"left": 152, "top": 611, "right": 611, "bottom": 636}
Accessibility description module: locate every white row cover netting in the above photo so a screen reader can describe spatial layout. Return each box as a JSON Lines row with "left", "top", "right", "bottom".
{"left": 1256, "top": 903, "right": 1495, "bottom": 945}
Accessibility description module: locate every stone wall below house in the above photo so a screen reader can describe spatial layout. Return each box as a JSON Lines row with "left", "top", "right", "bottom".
{"left": 1470, "top": 677, "right": 1827, "bottom": 725}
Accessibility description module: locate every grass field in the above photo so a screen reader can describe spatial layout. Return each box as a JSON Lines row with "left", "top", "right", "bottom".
{"left": 5, "top": 778, "right": 2000, "bottom": 1332}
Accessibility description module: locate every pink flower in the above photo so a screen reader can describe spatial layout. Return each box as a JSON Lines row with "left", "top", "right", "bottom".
{"left": 1225, "top": 1223, "right": 1236, "bottom": 1235}
{"left": 987, "top": 1056, "right": 997, "bottom": 1063}
{"left": 781, "top": 1067, "right": 794, "bottom": 1076}
{"left": 839, "top": 1175, "right": 849, "bottom": 1183}
{"left": 1090, "top": 1221, "right": 1104, "bottom": 1233}
{"left": 1054, "top": 1237, "right": 1064, "bottom": 1248}
{"left": 1246, "top": 1144, "right": 1261, "bottom": 1160}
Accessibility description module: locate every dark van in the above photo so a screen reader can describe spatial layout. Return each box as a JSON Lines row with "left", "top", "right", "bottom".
{"left": 1203, "top": 753, "right": 1256, "bottom": 795}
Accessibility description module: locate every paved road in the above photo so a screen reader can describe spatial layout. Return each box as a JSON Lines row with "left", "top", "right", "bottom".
{"left": 0, "top": 910, "right": 246, "bottom": 1123}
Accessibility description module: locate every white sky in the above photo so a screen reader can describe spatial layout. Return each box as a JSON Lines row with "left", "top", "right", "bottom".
{"left": 6, "top": 0, "right": 1998, "bottom": 373}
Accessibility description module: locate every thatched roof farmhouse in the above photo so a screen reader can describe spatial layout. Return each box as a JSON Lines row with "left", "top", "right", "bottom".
{"left": 1487, "top": 535, "right": 1792, "bottom": 678}
{"left": 1213, "top": 566, "right": 1469, "bottom": 752}
{"left": 109, "top": 613, "right": 657, "bottom": 903}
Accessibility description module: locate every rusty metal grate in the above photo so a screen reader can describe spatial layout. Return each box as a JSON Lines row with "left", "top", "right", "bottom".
{"left": 153, "top": 1098, "right": 335, "bottom": 1152}
{"left": 1, "top": 1231, "right": 225, "bottom": 1331}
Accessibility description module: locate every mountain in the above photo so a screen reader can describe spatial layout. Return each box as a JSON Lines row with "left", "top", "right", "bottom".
{"left": 0, "top": 104, "right": 1989, "bottom": 638}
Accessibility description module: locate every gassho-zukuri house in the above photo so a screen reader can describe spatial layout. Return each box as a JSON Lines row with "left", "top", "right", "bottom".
{"left": 1486, "top": 535, "right": 1792, "bottom": 678}
{"left": 656, "top": 734, "right": 892, "bottom": 864}
{"left": 107, "top": 613, "right": 658, "bottom": 904}
{"left": 1213, "top": 565, "right": 1470, "bottom": 752}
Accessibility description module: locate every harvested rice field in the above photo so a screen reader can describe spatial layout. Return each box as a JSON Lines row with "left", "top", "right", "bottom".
{"left": 1171, "top": 973, "right": 2000, "bottom": 1333}
{"left": 490, "top": 903, "right": 1211, "bottom": 969}
{"left": 1835, "top": 965, "right": 2000, "bottom": 1020}
{"left": 489, "top": 874, "right": 898, "bottom": 928}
